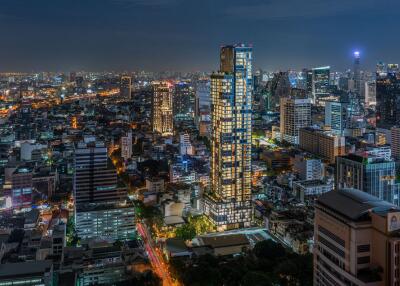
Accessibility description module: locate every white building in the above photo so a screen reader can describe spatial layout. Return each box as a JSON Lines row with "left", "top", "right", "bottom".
{"left": 292, "top": 180, "right": 333, "bottom": 202}
{"left": 294, "top": 155, "right": 323, "bottom": 181}
{"left": 179, "top": 133, "right": 194, "bottom": 156}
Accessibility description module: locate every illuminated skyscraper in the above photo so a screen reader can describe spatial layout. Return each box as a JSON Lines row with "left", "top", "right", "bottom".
{"left": 204, "top": 44, "right": 253, "bottom": 231}
{"left": 312, "top": 66, "right": 330, "bottom": 105}
{"left": 376, "top": 67, "right": 400, "bottom": 129}
{"left": 305, "top": 68, "right": 313, "bottom": 98}
{"left": 353, "top": 51, "right": 361, "bottom": 95}
{"left": 120, "top": 76, "right": 132, "bottom": 99}
{"left": 152, "top": 81, "right": 174, "bottom": 136}
{"left": 173, "top": 82, "right": 195, "bottom": 121}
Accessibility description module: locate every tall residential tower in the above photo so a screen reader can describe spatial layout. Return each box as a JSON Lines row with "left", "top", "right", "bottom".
{"left": 152, "top": 81, "right": 174, "bottom": 136}
{"left": 204, "top": 44, "right": 253, "bottom": 231}
{"left": 312, "top": 66, "right": 330, "bottom": 105}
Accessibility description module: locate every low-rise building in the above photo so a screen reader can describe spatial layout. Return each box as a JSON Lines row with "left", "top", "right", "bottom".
{"left": 0, "top": 260, "right": 54, "bottom": 286}
{"left": 192, "top": 234, "right": 250, "bottom": 256}
{"left": 292, "top": 179, "right": 333, "bottom": 202}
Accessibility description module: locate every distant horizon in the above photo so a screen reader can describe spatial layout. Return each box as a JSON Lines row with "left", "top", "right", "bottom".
{"left": 0, "top": 63, "right": 394, "bottom": 75}
{"left": 1, "top": 0, "right": 400, "bottom": 72}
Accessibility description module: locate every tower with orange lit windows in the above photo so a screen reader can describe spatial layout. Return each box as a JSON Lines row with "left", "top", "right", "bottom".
{"left": 204, "top": 44, "right": 253, "bottom": 231}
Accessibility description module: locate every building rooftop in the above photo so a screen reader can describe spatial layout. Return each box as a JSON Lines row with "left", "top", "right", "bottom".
{"left": 199, "top": 233, "right": 250, "bottom": 249}
{"left": 294, "top": 179, "right": 329, "bottom": 187}
{"left": 164, "top": 215, "right": 185, "bottom": 226}
{"left": 340, "top": 152, "right": 390, "bottom": 164}
{"left": 165, "top": 238, "right": 188, "bottom": 254}
{"left": 317, "top": 189, "right": 398, "bottom": 221}
{"left": 0, "top": 260, "right": 52, "bottom": 279}
{"left": 76, "top": 201, "right": 133, "bottom": 212}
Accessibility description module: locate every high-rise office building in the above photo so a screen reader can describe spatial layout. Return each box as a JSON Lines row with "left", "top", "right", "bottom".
{"left": 353, "top": 51, "right": 361, "bottom": 95}
{"left": 305, "top": 69, "right": 313, "bottom": 98}
{"left": 325, "top": 101, "right": 347, "bottom": 135}
{"left": 376, "top": 68, "right": 400, "bottom": 129}
{"left": 120, "top": 76, "right": 132, "bottom": 99}
{"left": 152, "top": 81, "right": 174, "bottom": 136}
{"left": 314, "top": 188, "right": 400, "bottom": 286}
{"left": 365, "top": 81, "right": 376, "bottom": 106}
{"left": 195, "top": 79, "right": 211, "bottom": 136}
{"left": 312, "top": 66, "right": 330, "bottom": 104}
{"left": 173, "top": 82, "right": 195, "bottom": 121}
{"left": 204, "top": 44, "right": 253, "bottom": 231}
{"left": 280, "top": 97, "right": 312, "bottom": 145}
{"left": 73, "top": 142, "right": 126, "bottom": 207}
{"left": 74, "top": 141, "right": 134, "bottom": 240}
{"left": 195, "top": 79, "right": 211, "bottom": 115}
{"left": 336, "top": 153, "right": 400, "bottom": 206}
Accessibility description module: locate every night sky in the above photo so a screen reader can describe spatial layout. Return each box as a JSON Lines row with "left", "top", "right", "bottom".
{"left": 1, "top": 0, "right": 400, "bottom": 72}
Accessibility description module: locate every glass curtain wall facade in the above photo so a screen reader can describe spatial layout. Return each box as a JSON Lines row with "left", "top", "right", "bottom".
{"left": 336, "top": 154, "right": 400, "bottom": 206}
{"left": 312, "top": 66, "right": 330, "bottom": 105}
{"left": 376, "top": 71, "right": 400, "bottom": 129}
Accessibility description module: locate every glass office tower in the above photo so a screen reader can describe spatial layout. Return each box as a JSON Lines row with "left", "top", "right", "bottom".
{"left": 312, "top": 66, "right": 330, "bottom": 105}
{"left": 204, "top": 44, "right": 253, "bottom": 231}
{"left": 376, "top": 68, "right": 400, "bottom": 129}
{"left": 336, "top": 153, "right": 400, "bottom": 206}
{"left": 325, "top": 101, "right": 347, "bottom": 135}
